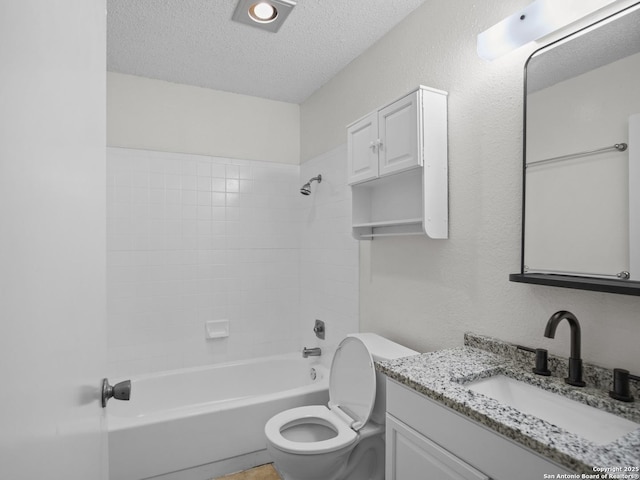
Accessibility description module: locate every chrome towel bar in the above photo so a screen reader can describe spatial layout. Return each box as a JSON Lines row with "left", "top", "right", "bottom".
{"left": 524, "top": 266, "right": 630, "bottom": 280}
{"left": 526, "top": 142, "right": 627, "bottom": 168}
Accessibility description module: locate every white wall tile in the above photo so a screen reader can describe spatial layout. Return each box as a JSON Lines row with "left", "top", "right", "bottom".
{"left": 106, "top": 146, "right": 357, "bottom": 377}
{"left": 299, "top": 145, "right": 359, "bottom": 354}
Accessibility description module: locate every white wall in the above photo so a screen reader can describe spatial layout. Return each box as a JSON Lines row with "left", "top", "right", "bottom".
{"left": 301, "top": 0, "right": 640, "bottom": 372}
{"left": 108, "top": 72, "right": 300, "bottom": 165}
{"left": 107, "top": 147, "right": 358, "bottom": 377}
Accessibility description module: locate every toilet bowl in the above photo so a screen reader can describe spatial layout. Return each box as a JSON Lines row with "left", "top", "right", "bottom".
{"left": 265, "top": 405, "right": 360, "bottom": 480}
{"left": 265, "top": 334, "right": 418, "bottom": 480}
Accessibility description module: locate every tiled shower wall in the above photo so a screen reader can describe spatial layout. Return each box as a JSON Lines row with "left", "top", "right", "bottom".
{"left": 299, "top": 146, "right": 359, "bottom": 353}
{"left": 107, "top": 148, "right": 303, "bottom": 376}
{"left": 107, "top": 146, "right": 358, "bottom": 377}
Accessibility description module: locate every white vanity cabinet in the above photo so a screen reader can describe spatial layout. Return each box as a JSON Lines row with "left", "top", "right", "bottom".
{"left": 347, "top": 86, "right": 448, "bottom": 239}
{"left": 386, "top": 414, "right": 489, "bottom": 480}
{"left": 386, "top": 379, "right": 573, "bottom": 480}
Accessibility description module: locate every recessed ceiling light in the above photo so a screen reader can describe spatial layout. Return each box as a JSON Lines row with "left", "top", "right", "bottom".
{"left": 249, "top": 3, "right": 278, "bottom": 23}
{"left": 232, "top": 0, "right": 296, "bottom": 33}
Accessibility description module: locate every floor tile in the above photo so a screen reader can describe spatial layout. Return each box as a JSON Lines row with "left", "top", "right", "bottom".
{"left": 215, "top": 463, "right": 281, "bottom": 480}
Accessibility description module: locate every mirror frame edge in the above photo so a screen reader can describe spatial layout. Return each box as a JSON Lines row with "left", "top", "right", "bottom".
{"left": 510, "top": 2, "right": 640, "bottom": 297}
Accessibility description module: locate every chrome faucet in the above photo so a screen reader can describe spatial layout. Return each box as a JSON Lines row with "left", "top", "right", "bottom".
{"left": 302, "top": 347, "right": 321, "bottom": 358}
{"left": 544, "top": 310, "right": 586, "bottom": 387}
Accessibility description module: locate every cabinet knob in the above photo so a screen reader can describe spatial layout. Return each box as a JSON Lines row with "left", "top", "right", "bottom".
{"left": 369, "top": 141, "right": 377, "bottom": 152}
{"left": 377, "top": 139, "right": 383, "bottom": 150}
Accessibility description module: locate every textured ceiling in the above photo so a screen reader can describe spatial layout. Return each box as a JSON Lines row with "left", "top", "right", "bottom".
{"left": 107, "top": 0, "right": 428, "bottom": 104}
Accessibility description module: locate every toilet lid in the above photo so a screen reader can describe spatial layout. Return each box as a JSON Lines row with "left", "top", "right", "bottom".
{"left": 328, "top": 336, "right": 376, "bottom": 431}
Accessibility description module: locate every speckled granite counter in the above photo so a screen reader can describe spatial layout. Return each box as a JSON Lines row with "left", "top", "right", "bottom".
{"left": 376, "top": 333, "right": 640, "bottom": 475}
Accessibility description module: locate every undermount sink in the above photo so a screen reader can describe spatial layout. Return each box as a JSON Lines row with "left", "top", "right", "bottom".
{"left": 466, "top": 375, "right": 639, "bottom": 445}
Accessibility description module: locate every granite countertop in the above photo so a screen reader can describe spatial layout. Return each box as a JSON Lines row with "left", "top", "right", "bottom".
{"left": 376, "top": 333, "right": 640, "bottom": 475}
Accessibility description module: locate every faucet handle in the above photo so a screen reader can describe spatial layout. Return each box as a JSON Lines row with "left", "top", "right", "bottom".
{"left": 533, "top": 348, "right": 551, "bottom": 376}
{"left": 313, "top": 319, "right": 325, "bottom": 340}
{"left": 609, "top": 368, "right": 639, "bottom": 402}
{"left": 517, "top": 345, "right": 551, "bottom": 376}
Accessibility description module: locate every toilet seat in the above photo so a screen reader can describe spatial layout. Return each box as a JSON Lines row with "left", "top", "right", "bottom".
{"left": 266, "top": 337, "right": 377, "bottom": 456}
{"left": 265, "top": 405, "right": 357, "bottom": 454}
{"left": 328, "top": 336, "right": 376, "bottom": 431}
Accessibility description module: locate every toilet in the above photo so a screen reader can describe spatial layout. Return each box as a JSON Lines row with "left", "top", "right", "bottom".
{"left": 265, "top": 333, "right": 418, "bottom": 480}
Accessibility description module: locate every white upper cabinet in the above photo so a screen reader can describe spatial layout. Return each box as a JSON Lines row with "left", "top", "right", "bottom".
{"left": 347, "top": 113, "right": 379, "bottom": 184}
{"left": 347, "top": 91, "right": 421, "bottom": 185}
{"left": 378, "top": 91, "right": 420, "bottom": 177}
{"left": 347, "top": 86, "right": 448, "bottom": 239}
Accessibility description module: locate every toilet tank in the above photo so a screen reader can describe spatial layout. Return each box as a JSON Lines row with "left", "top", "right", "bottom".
{"left": 347, "top": 333, "right": 419, "bottom": 424}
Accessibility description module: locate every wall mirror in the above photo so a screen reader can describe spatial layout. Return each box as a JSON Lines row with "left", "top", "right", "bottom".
{"left": 510, "top": 2, "right": 640, "bottom": 296}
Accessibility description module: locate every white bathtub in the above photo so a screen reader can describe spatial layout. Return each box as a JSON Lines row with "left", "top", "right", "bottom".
{"left": 108, "top": 353, "right": 329, "bottom": 480}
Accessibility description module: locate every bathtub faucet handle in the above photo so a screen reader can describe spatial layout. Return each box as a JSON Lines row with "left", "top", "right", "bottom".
{"left": 302, "top": 347, "right": 322, "bottom": 358}
{"left": 313, "top": 319, "right": 325, "bottom": 339}
{"left": 101, "top": 378, "right": 132, "bottom": 408}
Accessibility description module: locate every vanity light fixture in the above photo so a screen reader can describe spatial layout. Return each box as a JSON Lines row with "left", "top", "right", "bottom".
{"left": 477, "top": 0, "right": 616, "bottom": 61}
{"left": 232, "top": 0, "right": 297, "bottom": 33}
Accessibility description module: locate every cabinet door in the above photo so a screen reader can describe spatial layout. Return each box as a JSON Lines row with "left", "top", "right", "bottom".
{"left": 347, "top": 112, "right": 379, "bottom": 185}
{"left": 378, "top": 91, "right": 421, "bottom": 177}
{"left": 386, "top": 414, "right": 489, "bottom": 480}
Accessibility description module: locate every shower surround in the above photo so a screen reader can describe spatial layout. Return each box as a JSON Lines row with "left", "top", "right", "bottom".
{"left": 106, "top": 146, "right": 357, "bottom": 377}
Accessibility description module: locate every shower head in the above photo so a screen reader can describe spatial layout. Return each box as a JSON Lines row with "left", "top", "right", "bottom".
{"left": 300, "top": 174, "right": 322, "bottom": 196}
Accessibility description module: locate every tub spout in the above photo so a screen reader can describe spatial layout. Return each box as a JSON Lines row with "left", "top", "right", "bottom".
{"left": 302, "top": 347, "right": 321, "bottom": 358}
